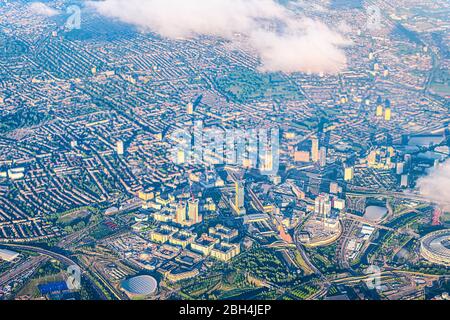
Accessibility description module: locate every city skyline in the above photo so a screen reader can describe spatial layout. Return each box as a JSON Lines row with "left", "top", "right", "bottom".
{"left": 0, "top": 0, "right": 449, "bottom": 304}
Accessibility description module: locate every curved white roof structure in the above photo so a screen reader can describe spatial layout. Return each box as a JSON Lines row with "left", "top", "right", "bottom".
{"left": 420, "top": 230, "right": 450, "bottom": 266}
{"left": 364, "top": 206, "right": 388, "bottom": 222}
{"left": 120, "top": 275, "right": 158, "bottom": 297}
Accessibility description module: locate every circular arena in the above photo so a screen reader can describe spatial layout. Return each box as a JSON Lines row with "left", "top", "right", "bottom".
{"left": 420, "top": 230, "right": 450, "bottom": 267}
{"left": 120, "top": 275, "right": 158, "bottom": 298}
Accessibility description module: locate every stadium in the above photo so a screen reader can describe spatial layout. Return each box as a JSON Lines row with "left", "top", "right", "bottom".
{"left": 120, "top": 275, "right": 158, "bottom": 299}
{"left": 420, "top": 230, "right": 450, "bottom": 266}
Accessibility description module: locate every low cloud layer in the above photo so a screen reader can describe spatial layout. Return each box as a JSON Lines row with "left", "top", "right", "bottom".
{"left": 29, "top": 2, "right": 60, "bottom": 17}
{"left": 87, "top": 0, "right": 350, "bottom": 74}
{"left": 417, "top": 159, "right": 450, "bottom": 210}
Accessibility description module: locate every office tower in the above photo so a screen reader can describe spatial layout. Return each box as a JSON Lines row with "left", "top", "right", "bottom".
{"left": 234, "top": 181, "right": 246, "bottom": 215}
{"left": 260, "top": 141, "right": 274, "bottom": 173}
{"left": 376, "top": 104, "right": 383, "bottom": 117}
{"left": 375, "top": 95, "right": 383, "bottom": 117}
{"left": 311, "top": 137, "right": 319, "bottom": 163}
{"left": 396, "top": 162, "right": 405, "bottom": 175}
{"left": 319, "top": 147, "right": 327, "bottom": 167}
{"left": 177, "top": 149, "right": 185, "bottom": 164}
{"left": 314, "top": 194, "right": 332, "bottom": 220}
{"left": 262, "top": 153, "right": 273, "bottom": 172}
{"left": 333, "top": 198, "right": 346, "bottom": 211}
{"left": 384, "top": 99, "right": 392, "bottom": 121}
{"left": 385, "top": 107, "right": 392, "bottom": 121}
{"left": 401, "top": 174, "right": 409, "bottom": 188}
{"left": 188, "top": 199, "right": 200, "bottom": 223}
{"left": 344, "top": 165, "right": 354, "bottom": 181}
{"left": 235, "top": 181, "right": 244, "bottom": 209}
{"left": 116, "top": 140, "right": 124, "bottom": 155}
{"left": 187, "top": 102, "right": 194, "bottom": 115}
{"left": 176, "top": 202, "right": 186, "bottom": 224}
{"left": 193, "top": 121, "right": 204, "bottom": 164}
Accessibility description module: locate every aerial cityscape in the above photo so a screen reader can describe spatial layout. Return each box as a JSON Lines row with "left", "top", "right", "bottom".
{"left": 0, "top": 0, "right": 449, "bottom": 302}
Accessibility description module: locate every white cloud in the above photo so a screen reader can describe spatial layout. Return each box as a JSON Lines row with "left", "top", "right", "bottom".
{"left": 87, "top": 0, "right": 350, "bottom": 74}
{"left": 29, "top": 2, "right": 60, "bottom": 17}
{"left": 417, "top": 159, "right": 450, "bottom": 210}
{"left": 250, "top": 19, "right": 349, "bottom": 74}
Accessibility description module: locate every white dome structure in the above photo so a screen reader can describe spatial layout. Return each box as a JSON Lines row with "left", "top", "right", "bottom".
{"left": 364, "top": 206, "right": 388, "bottom": 222}
{"left": 120, "top": 275, "right": 158, "bottom": 298}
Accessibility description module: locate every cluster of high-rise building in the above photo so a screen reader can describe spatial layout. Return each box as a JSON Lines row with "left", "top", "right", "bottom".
{"left": 375, "top": 97, "right": 392, "bottom": 121}
{"left": 175, "top": 199, "right": 202, "bottom": 226}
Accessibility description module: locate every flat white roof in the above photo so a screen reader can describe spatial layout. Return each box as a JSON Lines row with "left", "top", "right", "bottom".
{"left": 0, "top": 248, "right": 20, "bottom": 262}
